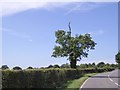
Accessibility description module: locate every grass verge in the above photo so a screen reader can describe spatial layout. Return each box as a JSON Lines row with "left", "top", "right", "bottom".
{"left": 58, "top": 73, "right": 97, "bottom": 90}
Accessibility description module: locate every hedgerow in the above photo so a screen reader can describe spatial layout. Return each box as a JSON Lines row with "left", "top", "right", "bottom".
{"left": 2, "top": 67, "right": 115, "bottom": 88}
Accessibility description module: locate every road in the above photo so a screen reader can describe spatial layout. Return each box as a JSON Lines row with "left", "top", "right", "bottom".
{"left": 80, "top": 69, "right": 120, "bottom": 90}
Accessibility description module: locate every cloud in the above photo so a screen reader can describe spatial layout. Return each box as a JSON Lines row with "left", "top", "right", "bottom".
{"left": 0, "top": 1, "right": 49, "bottom": 16}
{"left": 0, "top": 0, "right": 119, "bottom": 17}
{"left": 0, "top": 1, "right": 71, "bottom": 16}
{"left": 64, "top": 2, "right": 101, "bottom": 15}
{"left": 1, "top": 28, "right": 33, "bottom": 42}
{"left": 88, "top": 30, "right": 104, "bottom": 36}
{"left": 80, "top": 30, "right": 104, "bottom": 37}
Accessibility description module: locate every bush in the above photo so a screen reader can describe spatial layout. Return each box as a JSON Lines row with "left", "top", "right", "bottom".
{"left": 2, "top": 67, "right": 115, "bottom": 88}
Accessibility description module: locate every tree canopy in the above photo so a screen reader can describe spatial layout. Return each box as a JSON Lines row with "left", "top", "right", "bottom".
{"left": 52, "top": 23, "right": 96, "bottom": 68}
{"left": 97, "top": 62, "right": 105, "bottom": 68}
{"left": 1, "top": 65, "right": 9, "bottom": 70}
{"left": 13, "top": 66, "right": 22, "bottom": 70}
{"left": 116, "top": 51, "right": 120, "bottom": 63}
{"left": 115, "top": 51, "right": 120, "bottom": 69}
{"left": 27, "top": 66, "right": 33, "bottom": 69}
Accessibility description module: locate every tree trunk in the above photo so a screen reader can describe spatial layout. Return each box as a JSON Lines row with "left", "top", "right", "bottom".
{"left": 70, "top": 60, "right": 76, "bottom": 68}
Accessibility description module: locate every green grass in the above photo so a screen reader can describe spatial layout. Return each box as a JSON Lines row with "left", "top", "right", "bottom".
{"left": 57, "top": 73, "right": 97, "bottom": 90}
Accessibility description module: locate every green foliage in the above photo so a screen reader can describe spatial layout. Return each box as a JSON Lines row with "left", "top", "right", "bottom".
{"left": 27, "top": 66, "right": 33, "bottom": 69}
{"left": 115, "top": 52, "right": 120, "bottom": 69}
{"left": 87, "top": 63, "right": 93, "bottom": 68}
{"left": 97, "top": 62, "right": 105, "bottom": 68}
{"left": 47, "top": 64, "right": 67, "bottom": 68}
{"left": 61, "top": 63, "right": 70, "bottom": 68}
{"left": 2, "top": 67, "right": 115, "bottom": 88}
{"left": 79, "top": 62, "right": 117, "bottom": 70}
{"left": 92, "top": 63, "right": 95, "bottom": 67}
{"left": 47, "top": 65, "right": 54, "bottom": 68}
{"left": 59, "top": 73, "right": 97, "bottom": 90}
{"left": 53, "top": 64, "right": 60, "bottom": 68}
{"left": 13, "top": 66, "right": 22, "bottom": 70}
{"left": 116, "top": 52, "right": 120, "bottom": 63}
{"left": 1, "top": 65, "right": 9, "bottom": 70}
{"left": 52, "top": 24, "right": 96, "bottom": 68}
{"left": 79, "top": 64, "right": 88, "bottom": 68}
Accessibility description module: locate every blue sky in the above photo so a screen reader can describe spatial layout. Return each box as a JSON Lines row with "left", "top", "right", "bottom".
{"left": 1, "top": 2, "right": 118, "bottom": 69}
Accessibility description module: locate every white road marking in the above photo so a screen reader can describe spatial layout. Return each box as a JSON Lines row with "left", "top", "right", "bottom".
{"left": 80, "top": 78, "right": 90, "bottom": 89}
{"left": 109, "top": 77, "right": 113, "bottom": 82}
{"left": 108, "top": 75, "right": 120, "bottom": 87}
{"left": 115, "top": 83, "right": 118, "bottom": 86}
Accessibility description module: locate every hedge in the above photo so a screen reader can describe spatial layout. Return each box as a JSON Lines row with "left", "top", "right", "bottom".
{"left": 2, "top": 67, "right": 115, "bottom": 88}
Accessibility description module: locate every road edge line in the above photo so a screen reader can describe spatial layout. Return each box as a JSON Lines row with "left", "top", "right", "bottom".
{"left": 80, "top": 77, "right": 89, "bottom": 89}
{"left": 108, "top": 75, "right": 120, "bottom": 87}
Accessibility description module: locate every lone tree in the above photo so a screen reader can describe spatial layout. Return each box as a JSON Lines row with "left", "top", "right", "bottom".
{"left": 52, "top": 23, "right": 96, "bottom": 68}
{"left": 115, "top": 51, "right": 120, "bottom": 69}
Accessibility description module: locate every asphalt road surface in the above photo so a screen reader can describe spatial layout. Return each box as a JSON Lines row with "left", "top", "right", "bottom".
{"left": 80, "top": 69, "right": 120, "bottom": 90}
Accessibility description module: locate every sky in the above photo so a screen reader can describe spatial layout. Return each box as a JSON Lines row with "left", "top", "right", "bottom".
{"left": 0, "top": 1, "right": 118, "bottom": 69}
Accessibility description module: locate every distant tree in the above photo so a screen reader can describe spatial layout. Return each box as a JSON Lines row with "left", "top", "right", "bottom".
{"left": 106, "top": 63, "right": 110, "bottom": 66}
{"left": 33, "top": 67, "right": 39, "bottom": 69}
{"left": 92, "top": 63, "right": 95, "bottom": 66}
{"left": 61, "top": 63, "right": 70, "bottom": 68}
{"left": 110, "top": 64, "right": 117, "bottom": 68}
{"left": 79, "top": 63, "right": 88, "bottom": 68}
{"left": 40, "top": 67, "right": 45, "bottom": 69}
{"left": 13, "top": 66, "right": 22, "bottom": 70}
{"left": 79, "top": 64, "right": 86, "bottom": 68}
{"left": 115, "top": 51, "right": 120, "bottom": 69}
{"left": 97, "top": 62, "right": 105, "bottom": 68}
{"left": 1, "top": 65, "right": 9, "bottom": 70}
{"left": 88, "top": 63, "right": 93, "bottom": 68}
{"left": 47, "top": 65, "right": 54, "bottom": 68}
{"left": 84, "top": 64, "right": 88, "bottom": 68}
{"left": 52, "top": 23, "right": 96, "bottom": 68}
{"left": 27, "top": 66, "right": 33, "bottom": 69}
{"left": 104, "top": 63, "right": 110, "bottom": 68}
{"left": 53, "top": 64, "right": 60, "bottom": 68}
